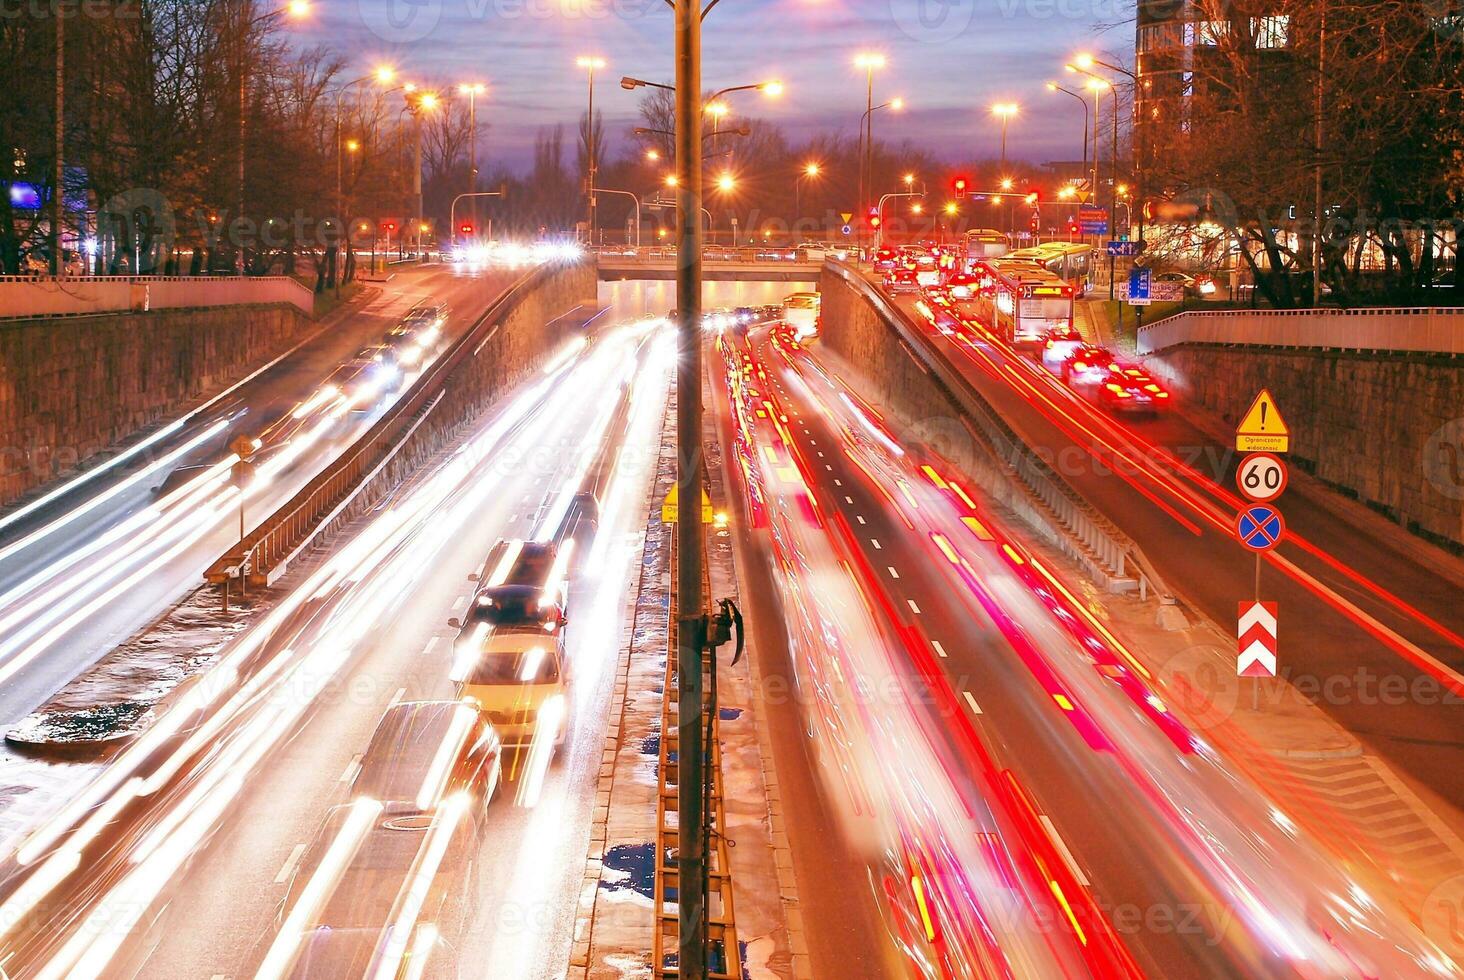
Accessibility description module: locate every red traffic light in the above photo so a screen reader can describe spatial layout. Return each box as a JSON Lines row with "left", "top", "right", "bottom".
{"left": 459, "top": 223, "right": 474, "bottom": 236}
{"left": 383, "top": 222, "right": 397, "bottom": 233}
{"left": 868, "top": 207, "right": 882, "bottom": 229}
{"left": 953, "top": 176, "right": 969, "bottom": 198}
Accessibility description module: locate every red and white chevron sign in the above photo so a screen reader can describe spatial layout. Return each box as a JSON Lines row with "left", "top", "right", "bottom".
{"left": 1237, "top": 601, "right": 1278, "bottom": 677}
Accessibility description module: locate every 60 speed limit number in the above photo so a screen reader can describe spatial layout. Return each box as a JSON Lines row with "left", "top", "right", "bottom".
{"left": 1236, "top": 452, "right": 1288, "bottom": 503}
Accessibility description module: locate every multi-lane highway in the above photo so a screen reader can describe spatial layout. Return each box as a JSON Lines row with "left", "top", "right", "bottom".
{"left": 712, "top": 316, "right": 1458, "bottom": 978}
{"left": 881, "top": 274, "right": 1464, "bottom": 814}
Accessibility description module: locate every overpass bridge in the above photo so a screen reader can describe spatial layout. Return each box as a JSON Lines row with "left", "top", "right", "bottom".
{"left": 594, "top": 245, "right": 824, "bottom": 281}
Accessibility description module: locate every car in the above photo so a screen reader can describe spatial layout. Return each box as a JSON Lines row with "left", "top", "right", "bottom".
{"left": 338, "top": 344, "right": 403, "bottom": 402}
{"left": 944, "top": 272, "right": 980, "bottom": 301}
{"left": 1084, "top": 362, "right": 1171, "bottom": 413}
{"left": 886, "top": 267, "right": 921, "bottom": 295}
{"left": 1039, "top": 327, "right": 1087, "bottom": 374}
{"left": 1153, "top": 270, "right": 1217, "bottom": 297}
{"left": 796, "top": 242, "right": 827, "bottom": 261}
{"left": 256, "top": 699, "right": 497, "bottom": 979}
{"left": 1060, "top": 343, "right": 1118, "bottom": 384}
{"left": 873, "top": 247, "right": 899, "bottom": 271}
{"left": 351, "top": 700, "right": 503, "bottom": 812}
{"left": 450, "top": 540, "right": 572, "bottom": 748}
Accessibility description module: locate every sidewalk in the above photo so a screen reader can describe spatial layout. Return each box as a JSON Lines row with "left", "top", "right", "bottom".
{"left": 573, "top": 381, "right": 804, "bottom": 979}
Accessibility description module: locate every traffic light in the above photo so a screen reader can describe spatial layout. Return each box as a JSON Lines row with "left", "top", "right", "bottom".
{"left": 868, "top": 206, "right": 882, "bottom": 230}
{"left": 1030, "top": 214, "right": 1041, "bottom": 233}
{"left": 1025, "top": 188, "right": 1040, "bottom": 206}
{"left": 953, "top": 176, "right": 969, "bottom": 199}
{"left": 460, "top": 222, "right": 474, "bottom": 236}
{"left": 383, "top": 221, "right": 396, "bottom": 234}
{"left": 1068, "top": 219, "right": 1080, "bottom": 238}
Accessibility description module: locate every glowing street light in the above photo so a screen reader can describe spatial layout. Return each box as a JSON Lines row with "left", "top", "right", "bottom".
{"left": 991, "top": 102, "right": 1019, "bottom": 173}
{"left": 647, "top": 149, "right": 661, "bottom": 161}
{"left": 374, "top": 65, "right": 395, "bottom": 85}
{"left": 716, "top": 172, "right": 736, "bottom": 193}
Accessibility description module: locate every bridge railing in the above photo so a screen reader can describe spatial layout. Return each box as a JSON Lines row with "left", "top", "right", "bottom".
{"left": 0, "top": 275, "right": 317, "bottom": 319}
{"left": 1137, "top": 305, "right": 1464, "bottom": 355}
{"left": 590, "top": 245, "right": 823, "bottom": 264}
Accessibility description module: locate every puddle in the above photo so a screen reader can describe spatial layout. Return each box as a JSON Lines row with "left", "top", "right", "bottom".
{"left": 600, "top": 842, "right": 656, "bottom": 901}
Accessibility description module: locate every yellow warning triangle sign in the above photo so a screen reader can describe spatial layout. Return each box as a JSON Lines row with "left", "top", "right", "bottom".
{"left": 1235, "top": 389, "right": 1290, "bottom": 453}
{"left": 840, "top": 212, "right": 853, "bottom": 224}
{"left": 662, "top": 484, "right": 715, "bottom": 524}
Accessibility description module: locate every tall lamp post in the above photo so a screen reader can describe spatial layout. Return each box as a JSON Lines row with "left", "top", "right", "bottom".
{"left": 991, "top": 102, "right": 1018, "bottom": 176}
{"left": 1045, "top": 82, "right": 1090, "bottom": 205}
{"left": 577, "top": 56, "right": 606, "bottom": 244}
{"left": 854, "top": 52, "right": 886, "bottom": 253}
{"left": 1073, "top": 53, "right": 1144, "bottom": 239}
{"left": 458, "top": 82, "right": 487, "bottom": 239}
{"left": 1069, "top": 64, "right": 1119, "bottom": 242}
{"left": 858, "top": 95, "right": 903, "bottom": 253}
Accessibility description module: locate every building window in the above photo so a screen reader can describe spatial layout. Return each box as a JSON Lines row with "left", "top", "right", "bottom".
{"left": 1253, "top": 14, "right": 1290, "bottom": 49}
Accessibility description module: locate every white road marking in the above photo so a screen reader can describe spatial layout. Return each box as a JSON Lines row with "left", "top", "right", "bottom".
{"left": 825, "top": 464, "right": 833, "bottom": 471}
{"left": 933, "top": 641, "right": 949, "bottom": 659}
{"left": 450, "top": 594, "right": 469, "bottom": 614}
{"left": 871, "top": 539, "right": 882, "bottom": 550}
{"left": 274, "top": 843, "right": 308, "bottom": 884}
{"left": 856, "top": 516, "right": 867, "bottom": 525}
{"left": 887, "top": 567, "right": 900, "bottom": 579}
{"left": 817, "top": 451, "right": 825, "bottom": 458}
{"left": 845, "top": 496, "right": 855, "bottom": 504}
{"left": 963, "top": 691, "right": 982, "bottom": 714}
{"left": 834, "top": 479, "right": 843, "bottom": 487}
{"left": 339, "top": 754, "right": 363, "bottom": 783}
{"left": 907, "top": 599, "right": 921, "bottom": 615}
{"left": 391, "top": 686, "right": 407, "bottom": 704}
{"left": 1039, "top": 815, "right": 1090, "bottom": 886}
{"left": 423, "top": 636, "right": 443, "bottom": 657}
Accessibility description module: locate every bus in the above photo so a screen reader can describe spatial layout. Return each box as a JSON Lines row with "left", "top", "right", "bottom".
{"left": 970, "top": 258, "right": 1076, "bottom": 348}
{"left": 1006, "top": 241, "right": 1094, "bottom": 295}
{"left": 782, "top": 291, "right": 820, "bottom": 339}
{"left": 962, "top": 228, "right": 1010, "bottom": 268}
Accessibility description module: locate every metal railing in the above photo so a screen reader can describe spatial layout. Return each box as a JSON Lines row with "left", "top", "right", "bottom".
{"left": 1137, "top": 305, "right": 1464, "bottom": 356}
{"left": 835, "top": 260, "right": 1171, "bottom": 600}
{"left": 592, "top": 245, "right": 823, "bottom": 264}
{"left": 205, "top": 261, "right": 576, "bottom": 592}
{"left": 654, "top": 534, "right": 741, "bottom": 980}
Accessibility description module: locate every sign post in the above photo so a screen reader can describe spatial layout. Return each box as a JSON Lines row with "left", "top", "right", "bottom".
{"left": 1233, "top": 392, "right": 1290, "bottom": 692}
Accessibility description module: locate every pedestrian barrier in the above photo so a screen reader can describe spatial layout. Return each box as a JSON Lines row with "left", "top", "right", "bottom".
{"left": 0, "top": 274, "right": 315, "bottom": 319}
{"left": 1137, "top": 305, "right": 1464, "bottom": 356}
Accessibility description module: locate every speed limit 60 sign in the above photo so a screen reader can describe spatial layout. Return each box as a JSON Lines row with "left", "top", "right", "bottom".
{"left": 1237, "top": 452, "right": 1287, "bottom": 503}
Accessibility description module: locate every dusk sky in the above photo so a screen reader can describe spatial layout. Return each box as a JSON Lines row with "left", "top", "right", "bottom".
{"left": 296, "top": 0, "right": 1133, "bottom": 172}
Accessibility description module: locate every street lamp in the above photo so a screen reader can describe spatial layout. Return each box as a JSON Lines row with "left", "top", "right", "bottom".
{"left": 404, "top": 89, "right": 439, "bottom": 257}
{"left": 991, "top": 102, "right": 1018, "bottom": 175}
{"left": 796, "top": 162, "right": 821, "bottom": 226}
{"left": 458, "top": 82, "right": 487, "bottom": 238}
{"left": 1046, "top": 81, "right": 1091, "bottom": 205}
{"left": 577, "top": 56, "right": 607, "bottom": 243}
{"left": 854, "top": 52, "right": 887, "bottom": 247}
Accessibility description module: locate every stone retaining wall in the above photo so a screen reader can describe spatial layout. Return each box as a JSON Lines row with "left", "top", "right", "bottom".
{"left": 0, "top": 303, "right": 309, "bottom": 504}
{"left": 1146, "top": 345, "right": 1464, "bottom": 550}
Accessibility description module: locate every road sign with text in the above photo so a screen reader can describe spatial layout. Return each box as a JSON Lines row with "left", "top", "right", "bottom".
{"left": 1079, "top": 207, "right": 1109, "bottom": 236}
{"left": 1238, "top": 601, "right": 1278, "bottom": 677}
{"left": 1127, "top": 266, "right": 1152, "bottom": 306}
{"left": 1235, "top": 389, "right": 1290, "bottom": 453}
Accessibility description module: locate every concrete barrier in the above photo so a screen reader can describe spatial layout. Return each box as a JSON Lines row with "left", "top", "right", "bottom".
{"left": 1138, "top": 306, "right": 1464, "bottom": 356}
{"left": 0, "top": 275, "right": 316, "bottom": 319}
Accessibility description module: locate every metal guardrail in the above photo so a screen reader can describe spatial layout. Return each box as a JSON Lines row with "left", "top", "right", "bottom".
{"left": 591, "top": 245, "right": 823, "bottom": 265}
{"left": 1137, "top": 305, "right": 1464, "bottom": 356}
{"left": 834, "top": 260, "right": 1171, "bottom": 601}
{"left": 205, "top": 261, "right": 575, "bottom": 592}
{"left": 654, "top": 533, "right": 741, "bottom": 980}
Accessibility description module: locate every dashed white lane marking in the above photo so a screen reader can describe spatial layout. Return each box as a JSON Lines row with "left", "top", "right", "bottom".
{"left": 834, "top": 479, "right": 843, "bottom": 487}
{"left": 845, "top": 496, "right": 854, "bottom": 504}
{"left": 339, "top": 753, "right": 363, "bottom": 783}
{"left": 963, "top": 691, "right": 982, "bottom": 714}
{"left": 1039, "top": 815, "right": 1091, "bottom": 886}
{"left": 817, "top": 451, "right": 825, "bottom": 458}
{"left": 856, "top": 516, "right": 867, "bottom": 525}
{"left": 907, "top": 599, "right": 922, "bottom": 615}
{"left": 450, "top": 594, "right": 469, "bottom": 614}
{"left": 887, "top": 566, "right": 900, "bottom": 579}
{"left": 825, "top": 464, "right": 833, "bottom": 471}
{"left": 423, "top": 636, "right": 443, "bottom": 658}
{"left": 871, "top": 539, "right": 882, "bottom": 550}
{"left": 933, "top": 640, "right": 949, "bottom": 659}
{"left": 274, "top": 843, "right": 308, "bottom": 884}
{"left": 391, "top": 686, "right": 407, "bottom": 704}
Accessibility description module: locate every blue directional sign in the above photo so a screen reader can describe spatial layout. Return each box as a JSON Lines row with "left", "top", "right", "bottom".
{"left": 1107, "top": 240, "right": 1140, "bottom": 257}
{"left": 1078, "top": 206, "right": 1109, "bottom": 236}
{"left": 1235, "top": 504, "right": 1286, "bottom": 552}
{"left": 1128, "top": 266, "right": 1153, "bottom": 306}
